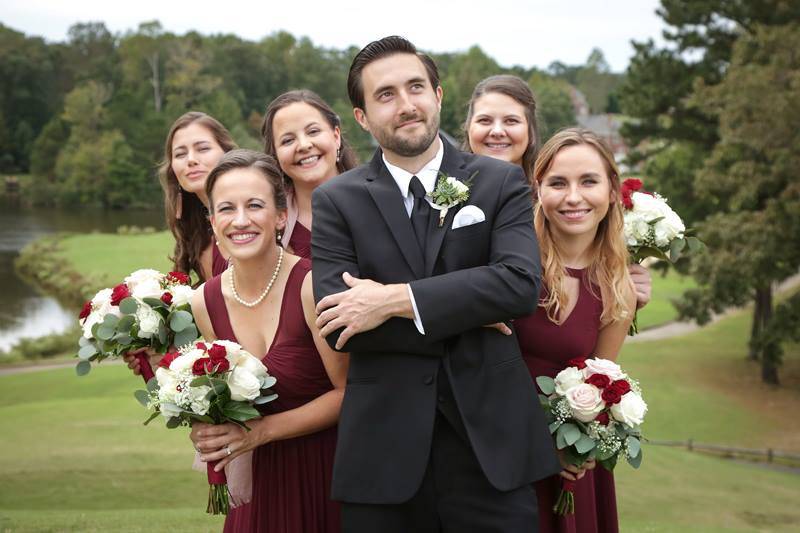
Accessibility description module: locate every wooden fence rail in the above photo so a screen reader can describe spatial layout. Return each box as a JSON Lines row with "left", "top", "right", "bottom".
{"left": 648, "top": 439, "right": 800, "bottom": 468}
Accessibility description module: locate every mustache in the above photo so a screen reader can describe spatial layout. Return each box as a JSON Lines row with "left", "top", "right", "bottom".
{"left": 395, "top": 112, "right": 425, "bottom": 127}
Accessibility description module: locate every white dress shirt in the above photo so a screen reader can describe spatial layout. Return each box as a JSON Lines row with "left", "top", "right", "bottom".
{"left": 381, "top": 138, "right": 444, "bottom": 334}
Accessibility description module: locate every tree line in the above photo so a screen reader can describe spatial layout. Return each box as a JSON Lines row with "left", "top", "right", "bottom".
{"left": 0, "top": 20, "right": 624, "bottom": 209}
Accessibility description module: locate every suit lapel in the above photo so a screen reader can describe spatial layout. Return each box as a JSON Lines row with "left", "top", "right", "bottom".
{"left": 423, "top": 139, "right": 468, "bottom": 276}
{"left": 365, "top": 151, "right": 425, "bottom": 278}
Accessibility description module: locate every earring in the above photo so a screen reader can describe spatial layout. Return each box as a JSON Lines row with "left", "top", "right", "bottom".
{"left": 336, "top": 146, "right": 341, "bottom": 162}
{"left": 175, "top": 191, "right": 183, "bottom": 220}
{"left": 276, "top": 228, "right": 284, "bottom": 243}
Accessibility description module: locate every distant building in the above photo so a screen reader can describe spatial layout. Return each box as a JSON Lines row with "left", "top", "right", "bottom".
{"left": 568, "top": 87, "right": 630, "bottom": 171}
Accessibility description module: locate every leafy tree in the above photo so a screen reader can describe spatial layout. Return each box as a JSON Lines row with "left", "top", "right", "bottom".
{"left": 675, "top": 23, "right": 800, "bottom": 384}
{"left": 528, "top": 73, "right": 576, "bottom": 142}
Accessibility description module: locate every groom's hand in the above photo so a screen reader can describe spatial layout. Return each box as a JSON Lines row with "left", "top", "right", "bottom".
{"left": 316, "top": 272, "right": 413, "bottom": 350}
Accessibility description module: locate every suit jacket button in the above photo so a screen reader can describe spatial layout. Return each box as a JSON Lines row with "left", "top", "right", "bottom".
{"left": 423, "top": 375, "right": 434, "bottom": 385}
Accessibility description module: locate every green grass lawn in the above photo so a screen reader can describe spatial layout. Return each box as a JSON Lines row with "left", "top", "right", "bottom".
{"left": 635, "top": 269, "right": 696, "bottom": 330}
{"left": 2, "top": 301, "right": 799, "bottom": 531}
{"left": 56, "top": 231, "right": 175, "bottom": 285}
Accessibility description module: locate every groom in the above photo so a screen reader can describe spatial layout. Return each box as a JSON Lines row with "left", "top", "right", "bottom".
{"left": 312, "top": 36, "right": 559, "bottom": 531}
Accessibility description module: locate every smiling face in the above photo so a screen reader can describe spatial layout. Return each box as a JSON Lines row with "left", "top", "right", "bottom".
{"left": 538, "top": 144, "right": 614, "bottom": 242}
{"left": 271, "top": 102, "right": 341, "bottom": 189}
{"left": 467, "top": 92, "right": 529, "bottom": 166}
{"left": 209, "top": 168, "right": 287, "bottom": 262}
{"left": 170, "top": 123, "right": 226, "bottom": 199}
{"left": 354, "top": 53, "right": 442, "bottom": 159}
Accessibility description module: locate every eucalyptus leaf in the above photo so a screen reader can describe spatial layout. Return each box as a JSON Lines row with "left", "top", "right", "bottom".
{"left": 117, "top": 315, "right": 136, "bottom": 332}
{"left": 134, "top": 389, "right": 151, "bottom": 407}
{"left": 78, "top": 336, "right": 90, "bottom": 348}
{"left": 75, "top": 360, "right": 91, "bottom": 376}
{"left": 575, "top": 434, "right": 596, "bottom": 454}
{"left": 191, "top": 375, "right": 211, "bottom": 387}
{"left": 169, "top": 310, "right": 193, "bottom": 332}
{"left": 560, "top": 423, "right": 581, "bottom": 446}
{"left": 102, "top": 314, "right": 120, "bottom": 328}
{"left": 627, "top": 436, "right": 641, "bottom": 459}
{"left": 223, "top": 402, "right": 260, "bottom": 422}
{"left": 555, "top": 429, "right": 567, "bottom": 450}
{"left": 157, "top": 322, "right": 167, "bottom": 345}
{"left": 115, "top": 334, "right": 133, "bottom": 344}
{"left": 78, "top": 344, "right": 97, "bottom": 360}
{"left": 142, "top": 411, "right": 161, "bottom": 426}
{"left": 146, "top": 376, "right": 159, "bottom": 393}
{"left": 260, "top": 376, "right": 277, "bottom": 389}
{"left": 143, "top": 297, "right": 165, "bottom": 308}
{"left": 165, "top": 416, "right": 181, "bottom": 429}
{"left": 686, "top": 236, "right": 703, "bottom": 252}
{"left": 119, "top": 297, "right": 138, "bottom": 315}
{"left": 669, "top": 238, "right": 686, "bottom": 262}
{"left": 173, "top": 325, "right": 199, "bottom": 349}
{"left": 627, "top": 447, "right": 643, "bottom": 468}
{"left": 254, "top": 393, "right": 278, "bottom": 405}
{"left": 96, "top": 325, "right": 115, "bottom": 341}
{"left": 548, "top": 421, "right": 561, "bottom": 434}
{"left": 535, "top": 376, "right": 555, "bottom": 395}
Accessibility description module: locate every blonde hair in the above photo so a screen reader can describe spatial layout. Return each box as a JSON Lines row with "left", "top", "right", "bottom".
{"left": 533, "top": 128, "right": 632, "bottom": 325}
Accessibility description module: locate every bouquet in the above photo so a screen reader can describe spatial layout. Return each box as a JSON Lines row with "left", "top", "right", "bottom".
{"left": 536, "top": 357, "right": 647, "bottom": 515}
{"left": 76, "top": 269, "right": 199, "bottom": 380}
{"left": 136, "top": 340, "right": 278, "bottom": 514}
{"left": 621, "top": 178, "right": 703, "bottom": 333}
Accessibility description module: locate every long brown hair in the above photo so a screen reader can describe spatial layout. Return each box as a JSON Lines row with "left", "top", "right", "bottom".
{"left": 261, "top": 90, "right": 358, "bottom": 184}
{"left": 463, "top": 75, "right": 540, "bottom": 181}
{"left": 158, "top": 112, "right": 237, "bottom": 280}
{"left": 533, "top": 128, "right": 631, "bottom": 325}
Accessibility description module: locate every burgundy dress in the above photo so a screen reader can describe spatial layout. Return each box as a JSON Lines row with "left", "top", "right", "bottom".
{"left": 514, "top": 267, "right": 619, "bottom": 533}
{"left": 287, "top": 222, "right": 311, "bottom": 260}
{"left": 204, "top": 259, "right": 340, "bottom": 533}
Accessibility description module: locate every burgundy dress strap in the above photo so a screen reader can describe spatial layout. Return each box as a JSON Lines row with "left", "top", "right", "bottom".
{"left": 202, "top": 274, "right": 237, "bottom": 342}
{"left": 288, "top": 222, "right": 312, "bottom": 260}
{"left": 211, "top": 241, "right": 229, "bottom": 277}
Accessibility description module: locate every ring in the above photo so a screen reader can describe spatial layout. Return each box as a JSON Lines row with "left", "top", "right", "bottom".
{"left": 225, "top": 445, "right": 232, "bottom": 456}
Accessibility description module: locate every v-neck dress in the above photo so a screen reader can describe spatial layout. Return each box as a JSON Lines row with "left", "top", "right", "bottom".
{"left": 514, "top": 267, "right": 619, "bottom": 533}
{"left": 204, "top": 258, "right": 340, "bottom": 532}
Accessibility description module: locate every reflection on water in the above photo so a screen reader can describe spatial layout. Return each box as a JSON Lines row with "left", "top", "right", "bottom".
{"left": 0, "top": 196, "right": 163, "bottom": 351}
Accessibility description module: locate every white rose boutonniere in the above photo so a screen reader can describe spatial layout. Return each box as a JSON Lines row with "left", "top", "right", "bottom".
{"left": 429, "top": 172, "right": 473, "bottom": 227}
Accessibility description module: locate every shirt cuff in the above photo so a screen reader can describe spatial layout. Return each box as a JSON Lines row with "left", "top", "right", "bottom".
{"left": 407, "top": 285, "right": 425, "bottom": 335}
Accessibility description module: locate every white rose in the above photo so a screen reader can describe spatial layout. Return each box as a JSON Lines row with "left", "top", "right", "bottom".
{"left": 169, "top": 348, "right": 205, "bottom": 374}
{"left": 610, "top": 392, "right": 648, "bottom": 427}
{"left": 125, "top": 269, "right": 164, "bottom": 288}
{"left": 228, "top": 366, "right": 262, "bottom": 401}
{"left": 136, "top": 305, "right": 161, "bottom": 338}
{"left": 565, "top": 383, "right": 605, "bottom": 423}
{"left": 91, "top": 288, "right": 113, "bottom": 308}
{"left": 81, "top": 311, "right": 102, "bottom": 339}
{"left": 188, "top": 385, "right": 211, "bottom": 415}
{"left": 210, "top": 340, "right": 243, "bottom": 364}
{"left": 446, "top": 176, "right": 469, "bottom": 195}
{"left": 583, "top": 358, "right": 626, "bottom": 381}
{"left": 155, "top": 367, "right": 179, "bottom": 396}
{"left": 170, "top": 284, "right": 195, "bottom": 307}
{"left": 130, "top": 278, "right": 163, "bottom": 300}
{"left": 158, "top": 401, "right": 182, "bottom": 419}
{"left": 554, "top": 367, "right": 584, "bottom": 396}
{"left": 234, "top": 353, "right": 268, "bottom": 380}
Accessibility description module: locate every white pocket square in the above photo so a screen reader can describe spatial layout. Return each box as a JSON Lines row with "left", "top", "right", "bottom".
{"left": 451, "top": 205, "right": 486, "bottom": 230}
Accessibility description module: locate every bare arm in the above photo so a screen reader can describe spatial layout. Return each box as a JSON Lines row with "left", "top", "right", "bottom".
{"left": 193, "top": 272, "right": 348, "bottom": 471}
{"left": 593, "top": 285, "right": 637, "bottom": 361}
{"left": 190, "top": 282, "right": 216, "bottom": 342}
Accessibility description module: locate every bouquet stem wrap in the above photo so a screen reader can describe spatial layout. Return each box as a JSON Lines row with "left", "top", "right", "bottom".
{"left": 553, "top": 478, "right": 576, "bottom": 515}
{"left": 134, "top": 352, "right": 155, "bottom": 383}
{"left": 206, "top": 462, "right": 229, "bottom": 515}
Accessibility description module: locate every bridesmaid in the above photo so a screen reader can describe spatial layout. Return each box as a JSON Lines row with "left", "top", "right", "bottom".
{"left": 190, "top": 150, "right": 348, "bottom": 532}
{"left": 125, "top": 112, "right": 236, "bottom": 376}
{"left": 261, "top": 89, "right": 358, "bottom": 259}
{"left": 463, "top": 75, "right": 652, "bottom": 305}
{"left": 519, "top": 128, "right": 635, "bottom": 532}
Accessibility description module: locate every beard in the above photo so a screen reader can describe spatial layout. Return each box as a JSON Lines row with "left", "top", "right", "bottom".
{"left": 372, "top": 111, "right": 440, "bottom": 157}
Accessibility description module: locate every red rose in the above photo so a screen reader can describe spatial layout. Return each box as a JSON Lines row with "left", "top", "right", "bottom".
{"left": 586, "top": 373, "right": 611, "bottom": 389}
{"left": 622, "top": 178, "right": 643, "bottom": 193}
{"left": 159, "top": 350, "right": 180, "bottom": 369}
{"left": 192, "top": 356, "right": 229, "bottom": 375}
{"left": 610, "top": 379, "right": 631, "bottom": 395}
{"left": 602, "top": 387, "right": 623, "bottom": 405}
{"left": 79, "top": 301, "right": 92, "bottom": 321}
{"left": 110, "top": 283, "right": 130, "bottom": 306}
{"left": 195, "top": 342, "right": 207, "bottom": 351}
{"left": 167, "top": 271, "right": 190, "bottom": 285}
{"left": 596, "top": 411, "right": 610, "bottom": 426}
{"left": 160, "top": 292, "right": 173, "bottom": 305}
{"left": 208, "top": 344, "right": 227, "bottom": 360}
{"left": 567, "top": 357, "right": 587, "bottom": 370}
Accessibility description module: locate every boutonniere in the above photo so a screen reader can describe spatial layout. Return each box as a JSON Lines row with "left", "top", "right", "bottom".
{"left": 429, "top": 172, "right": 474, "bottom": 227}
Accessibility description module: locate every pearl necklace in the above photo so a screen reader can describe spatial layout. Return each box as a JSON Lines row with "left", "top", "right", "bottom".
{"left": 229, "top": 247, "right": 284, "bottom": 308}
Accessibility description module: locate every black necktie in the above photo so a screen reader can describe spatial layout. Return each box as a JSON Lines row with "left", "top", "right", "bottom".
{"left": 409, "top": 176, "right": 430, "bottom": 254}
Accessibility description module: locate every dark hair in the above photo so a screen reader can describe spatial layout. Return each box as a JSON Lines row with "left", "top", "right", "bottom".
{"left": 463, "top": 75, "right": 540, "bottom": 181}
{"left": 347, "top": 35, "right": 440, "bottom": 110}
{"left": 261, "top": 89, "right": 358, "bottom": 183}
{"left": 158, "top": 111, "right": 237, "bottom": 281}
{"left": 205, "top": 149, "right": 287, "bottom": 213}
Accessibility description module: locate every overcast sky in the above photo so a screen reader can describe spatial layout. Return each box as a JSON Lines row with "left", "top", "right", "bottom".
{"left": 1, "top": 0, "right": 667, "bottom": 72}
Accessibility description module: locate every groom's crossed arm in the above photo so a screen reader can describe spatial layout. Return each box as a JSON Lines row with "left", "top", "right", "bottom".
{"left": 312, "top": 166, "right": 540, "bottom": 352}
